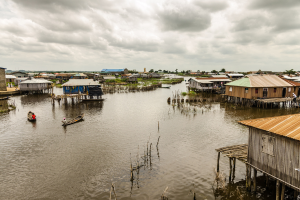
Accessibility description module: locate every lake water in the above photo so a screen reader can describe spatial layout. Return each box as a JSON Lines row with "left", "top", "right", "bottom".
{"left": 0, "top": 78, "right": 299, "bottom": 200}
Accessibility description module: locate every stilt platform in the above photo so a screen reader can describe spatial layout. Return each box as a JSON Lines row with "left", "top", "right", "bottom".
{"left": 216, "top": 144, "right": 248, "bottom": 163}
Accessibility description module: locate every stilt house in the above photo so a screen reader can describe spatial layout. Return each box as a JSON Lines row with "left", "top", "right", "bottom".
{"left": 239, "top": 114, "right": 300, "bottom": 191}
{"left": 19, "top": 78, "right": 52, "bottom": 93}
{"left": 189, "top": 77, "right": 231, "bottom": 90}
{"left": 225, "top": 75, "right": 294, "bottom": 99}
{"left": 62, "top": 79, "right": 103, "bottom": 98}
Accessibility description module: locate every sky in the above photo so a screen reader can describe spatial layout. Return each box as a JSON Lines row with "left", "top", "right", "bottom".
{"left": 0, "top": 0, "right": 300, "bottom": 72}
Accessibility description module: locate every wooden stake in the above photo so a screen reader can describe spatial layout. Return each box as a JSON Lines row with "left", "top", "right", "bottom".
{"left": 276, "top": 180, "right": 280, "bottom": 200}
{"left": 281, "top": 183, "right": 285, "bottom": 200}
{"left": 229, "top": 158, "right": 232, "bottom": 182}
{"left": 232, "top": 158, "right": 236, "bottom": 181}
{"left": 294, "top": 190, "right": 298, "bottom": 200}
{"left": 253, "top": 169, "right": 257, "bottom": 192}
{"left": 217, "top": 152, "right": 220, "bottom": 172}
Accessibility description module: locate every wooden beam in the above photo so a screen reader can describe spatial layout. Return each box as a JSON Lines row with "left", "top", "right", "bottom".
{"left": 276, "top": 180, "right": 280, "bottom": 200}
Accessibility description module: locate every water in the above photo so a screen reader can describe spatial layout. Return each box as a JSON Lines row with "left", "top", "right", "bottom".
{"left": 0, "top": 79, "right": 299, "bottom": 200}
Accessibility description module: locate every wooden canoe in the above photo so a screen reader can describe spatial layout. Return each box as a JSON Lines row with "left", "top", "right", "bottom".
{"left": 62, "top": 113, "right": 84, "bottom": 126}
{"left": 27, "top": 111, "right": 36, "bottom": 121}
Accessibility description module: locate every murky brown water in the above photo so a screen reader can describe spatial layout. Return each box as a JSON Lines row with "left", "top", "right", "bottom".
{"left": 0, "top": 78, "right": 299, "bottom": 200}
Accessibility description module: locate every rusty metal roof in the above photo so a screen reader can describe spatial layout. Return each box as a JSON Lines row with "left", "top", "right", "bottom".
{"left": 280, "top": 77, "right": 300, "bottom": 86}
{"left": 239, "top": 114, "right": 300, "bottom": 141}
{"left": 249, "top": 75, "right": 292, "bottom": 87}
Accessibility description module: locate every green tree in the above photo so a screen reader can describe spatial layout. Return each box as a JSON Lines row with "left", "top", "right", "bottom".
{"left": 285, "top": 69, "right": 296, "bottom": 76}
{"left": 220, "top": 68, "right": 226, "bottom": 73}
{"left": 149, "top": 69, "right": 154, "bottom": 73}
{"left": 175, "top": 69, "right": 178, "bottom": 74}
{"left": 211, "top": 70, "right": 218, "bottom": 74}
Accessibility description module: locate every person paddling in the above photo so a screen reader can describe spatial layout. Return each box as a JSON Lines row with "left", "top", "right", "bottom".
{"left": 32, "top": 113, "right": 36, "bottom": 120}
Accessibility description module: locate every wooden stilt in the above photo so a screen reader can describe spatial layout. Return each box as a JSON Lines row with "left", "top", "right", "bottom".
{"left": 217, "top": 152, "right": 220, "bottom": 172}
{"left": 276, "top": 180, "right": 280, "bottom": 200}
{"left": 253, "top": 169, "right": 257, "bottom": 192}
{"left": 232, "top": 158, "right": 236, "bottom": 181}
{"left": 281, "top": 184, "right": 285, "bottom": 200}
{"left": 266, "top": 175, "right": 269, "bottom": 188}
{"left": 229, "top": 158, "right": 232, "bottom": 182}
{"left": 294, "top": 190, "right": 298, "bottom": 200}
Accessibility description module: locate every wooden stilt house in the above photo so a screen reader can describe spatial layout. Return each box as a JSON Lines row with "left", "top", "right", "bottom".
{"left": 62, "top": 79, "right": 103, "bottom": 99}
{"left": 225, "top": 75, "right": 293, "bottom": 99}
{"left": 239, "top": 114, "right": 300, "bottom": 192}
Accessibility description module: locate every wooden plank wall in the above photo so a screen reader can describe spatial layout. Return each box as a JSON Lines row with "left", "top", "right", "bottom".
{"left": 225, "top": 86, "right": 297, "bottom": 99}
{"left": 248, "top": 127, "right": 300, "bottom": 187}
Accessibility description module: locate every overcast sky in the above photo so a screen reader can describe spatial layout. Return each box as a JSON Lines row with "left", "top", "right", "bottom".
{"left": 1, "top": 0, "right": 300, "bottom": 72}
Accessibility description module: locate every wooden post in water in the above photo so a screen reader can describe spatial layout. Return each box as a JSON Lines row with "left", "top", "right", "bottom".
{"left": 217, "top": 152, "right": 220, "bottom": 172}
{"left": 294, "top": 190, "right": 298, "bottom": 200}
{"left": 229, "top": 158, "right": 232, "bottom": 182}
{"left": 276, "top": 180, "right": 280, "bottom": 200}
{"left": 281, "top": 183, "right": 285, "bottom": 200}
{"left": 253, "top": 169, "right": 257, "bottom": 192}
{"left": 232, "top": 158, "right": 236, "bottom": 181}
{"left": 266, "top": 174, "right": 269, "bottom": 188}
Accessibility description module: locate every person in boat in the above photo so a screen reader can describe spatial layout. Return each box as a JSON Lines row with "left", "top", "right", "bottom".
{"left": 62, "top": 118, "right": 67, "bottom": 125}
{"left": 32, "top": 113, "right": 36, "bottom": 120}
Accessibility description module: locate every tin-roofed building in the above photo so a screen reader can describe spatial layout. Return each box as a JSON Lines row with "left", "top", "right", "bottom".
{"left": 0, "top": 67, "right": 7, "bottom": 91}
{"left": 9, "top": 71, "right": 28, "bottom": 78}
{"left": 19, "top": 78, "right": 53, "bottom": 93}
{"left": 239, "top": 114, "right": 300, "bottom": 193}
{"left": 6, "top": 75, "right": 16, "bottom": 83}
{"left": 225, "top": 75, "right": 293, "bottom": 99}
{"left": 100, "top": 68, "right": 128, "bottom": 75}
{"left": 189, "top": 77, "right": 231, "bottom": 91}
{"left": 62, "top": 79, "right": 103, "bottom": 99}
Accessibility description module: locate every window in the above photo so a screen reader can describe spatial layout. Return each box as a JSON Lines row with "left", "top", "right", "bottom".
{"left": 27, "top": 84, "right": 29, "bottom": 87}
{"left": 66, "top": 86, "right": 69, "bottom": 90}
{"left": 261, "top": 134, "right": 275, "bottom": 156}
{"left": 288, "top": 87, "right": 291, "bottom": 92}
{"left": 255, "top": 88, "right": 258, "bottom": 94}
{"left": 229, "top": 87, "right": 232, "bottom": 92}
{"left": 245, "top": 88, "right": 248, "bottom": 93}
{"left": 274, "top": 88, "right": 277, "bottom": 93}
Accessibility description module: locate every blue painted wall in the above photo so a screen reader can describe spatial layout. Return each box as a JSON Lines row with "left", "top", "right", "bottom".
{"left": 63, "top": 86, "right": 89, "bottom": 94}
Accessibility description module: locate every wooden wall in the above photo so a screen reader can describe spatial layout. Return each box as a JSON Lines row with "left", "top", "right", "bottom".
{"left": 225, "top": 86, "right": 298, "bottom": 99}
{"left": 248, "top": 127, "right": 300, "bottom": 189}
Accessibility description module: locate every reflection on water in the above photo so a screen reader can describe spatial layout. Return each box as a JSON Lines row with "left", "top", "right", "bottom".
{"left": 0, "top": 81, "right": 299, "bottom": 199}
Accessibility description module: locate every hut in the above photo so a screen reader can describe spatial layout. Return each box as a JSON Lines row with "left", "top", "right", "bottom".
{"left": 0, "top": 67, "right": 7, "bottom": 91}
{"left": 73, "top": 73, "right": 87, "bottom": 79}
{"left": 189, "top": 77, "right": 231, "bottom": 91}
{"left": 19, "top": 78, "right": 53, "bottom": 93}
{"left": 9, "top": 71, "right": 28, "bottom": 78}
{"left": 227, "top": 73, "right": 244, "bottom": 80}
{"left": 225, "top": 75, "right": 293, "bottom": 99}
{"left": 239, "top": 114, "right": 300, "bottom": 195}
{"left": 62, "top": 79, "right": 103, "bottom": 99}
{"left": 6, "top": 75, "right": 16, "bottom": 83}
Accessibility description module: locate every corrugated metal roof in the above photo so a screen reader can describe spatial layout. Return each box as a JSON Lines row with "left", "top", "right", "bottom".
{"left": 20, "top": 78, "right": 52, "bottom": 84}
{"left": 227, "top": 74, "right": 244, "bottom": 76}
{"left": 62, "top": 79, "right": 99, "bottom": 86}
{"left": 239, "top": 114, "right": 300, "bottom": 141}
{"left": 6, "top": 75, "right": 16, "bottom": 79}
{"left": 225, "top": 78, "right": 251, "bottom": 87}
{"left": 101, "top": 69, "right": 125, "bottom": 72}
{"left": 249, "top": 75, "right": 291, "bottom": 87}
{"left": 280, "top": 77, "right": 300, "bottom": 86}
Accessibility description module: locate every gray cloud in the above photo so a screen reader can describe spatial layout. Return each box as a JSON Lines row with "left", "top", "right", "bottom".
{"left": 194, "top": 0, "right": 228, "bottom": 12}
{"left": 249, "top": 0, "right": 300, "bottom": 10}
{"left": 159, "top": 1, "right": 211, "bottom": 32}
{"left": 232, "top": 13, "right": 270, "bottom": 32}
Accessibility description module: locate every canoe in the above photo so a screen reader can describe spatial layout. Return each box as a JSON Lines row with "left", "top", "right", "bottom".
{"left": 160, "top": 86, "right": 171, "bottom": 89}
{"left": 62, "top": 113, "right": 84, "bottom": 126}
{"left": 0, "top": 96, "right": 10, "bottom": 100}
{"left": 27, "top": 111, "right": 36, "bottom": 121}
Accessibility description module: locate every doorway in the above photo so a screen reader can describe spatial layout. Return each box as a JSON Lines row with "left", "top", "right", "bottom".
{"left": 282, "top": 88, "right": 286, "bottom": 97}
{"left": 263, "top": 88, "right": 268, "bottom": 98}
{"left": 298, "top": 88, "right": 300, "bottom": 97}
